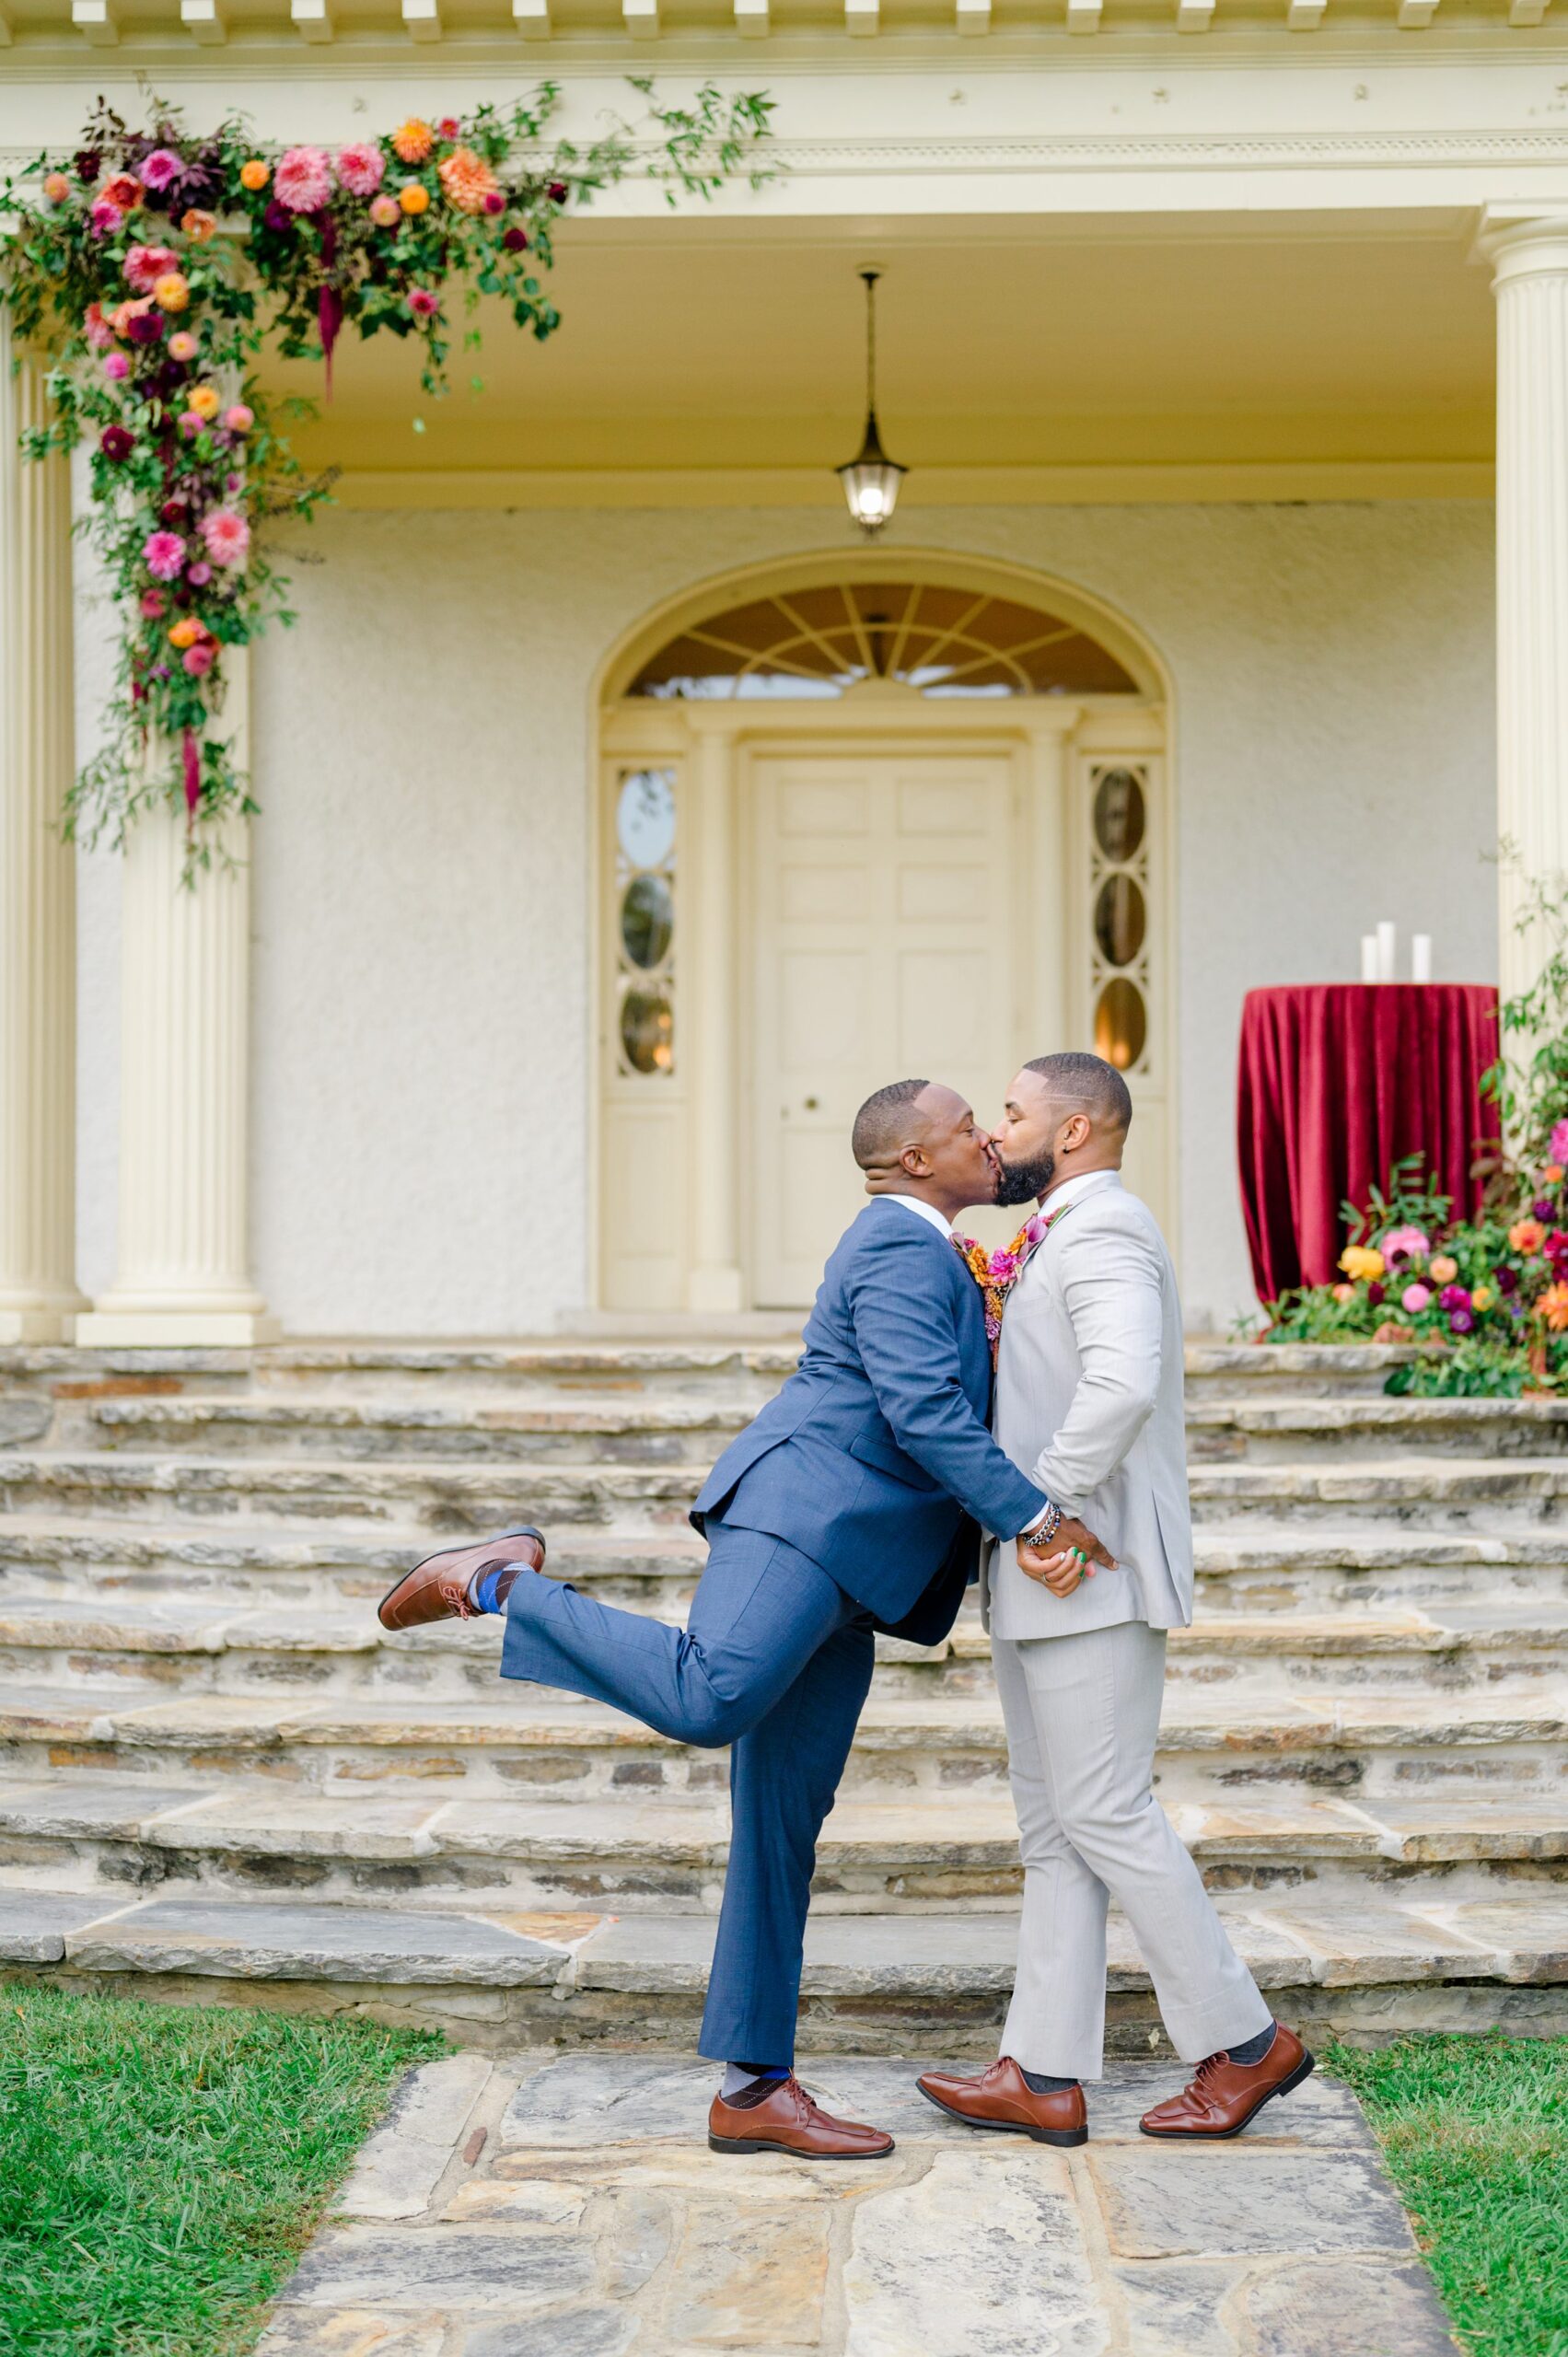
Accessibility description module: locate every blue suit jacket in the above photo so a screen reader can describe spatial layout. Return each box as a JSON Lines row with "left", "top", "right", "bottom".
{"left": 691, "top": 1199, "right": 1048, "bottom": 1639}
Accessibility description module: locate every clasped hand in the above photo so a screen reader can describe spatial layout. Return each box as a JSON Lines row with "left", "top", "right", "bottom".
{"left": 1016, "top": 1515, "right": 1115, "bottom": 1599}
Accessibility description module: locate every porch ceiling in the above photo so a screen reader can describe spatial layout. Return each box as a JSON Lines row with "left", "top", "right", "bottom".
{"left": 277, "top": 213, "right": 1495, "bottom": 493}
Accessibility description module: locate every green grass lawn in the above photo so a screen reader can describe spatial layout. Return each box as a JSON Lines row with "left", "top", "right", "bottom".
{"left": 1327, "top": 2033, "right": 1568, "bottom": 2357}
{"left": 0, "top": 1983, "right": 442, "bottom": 2357}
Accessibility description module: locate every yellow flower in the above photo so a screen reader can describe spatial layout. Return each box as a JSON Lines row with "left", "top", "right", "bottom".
{"left": 392, "top": 118, "right": 435, "bottom": 165}
{"left": 185, "top": 384, "right": 222, "bottom": 419}
{"left": 399, "top": 182, "right": 431, "bottom": 216}
{"left": 168, "top": 617, "right": 203, "bottom": 649}
{"left": 1428, "top": 1255, "right": 1458, "bottom": 1285}
{"left": 437, "top": 144, "right": 499, "bottom": 215}
{"left": 1471, "top": 1286, "right": 1493, "bottom": 1312}
{"left": 153, "top": 273, "right": 191, "bottom": 312}
{"left": 239, "top": 158, "right": 271, "bottom": 192}
{"left": 1339, "top": 1245, "right": 1385, "bottom": 1283}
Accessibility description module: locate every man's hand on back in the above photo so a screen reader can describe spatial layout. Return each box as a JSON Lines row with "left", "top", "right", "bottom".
{"left": 1016, "top": 1515, "right": 1115, "bottom": 1598}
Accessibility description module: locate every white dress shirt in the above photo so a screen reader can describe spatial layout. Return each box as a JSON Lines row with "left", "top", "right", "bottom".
{"left": 880, "top": 1190, "right": 1051, "bottom": 1538}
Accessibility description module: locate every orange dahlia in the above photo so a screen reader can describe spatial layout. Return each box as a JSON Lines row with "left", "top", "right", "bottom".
{"left": 1539, "top": 1281, "right": 1568, "bottom": 1331}
{"left": 437, "top": 144, "right": 498, "bottom": 214}
{"left": 239, "top": 158, "right": 270, "bottom": 192}
{"left": 399, "top": 182, "right": 431, "bottom": 216}
{"left": 168, "top": 617, "right": 203, "bottom": 649}
{"left": 392, "top": 118, "right": 435, "bottom": 165}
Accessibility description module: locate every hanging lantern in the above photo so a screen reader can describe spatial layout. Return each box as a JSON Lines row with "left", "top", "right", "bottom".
{"left": 837, "top": 269, "right": 906, "bottom": 538}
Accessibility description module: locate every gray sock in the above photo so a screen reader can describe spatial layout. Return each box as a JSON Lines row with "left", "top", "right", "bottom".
{"left": 1228, "top": 2022, "right": 1277, "bottom": 2067}
{"left": 1020, "top": 2067, "right": 1080, "bottom": 2095}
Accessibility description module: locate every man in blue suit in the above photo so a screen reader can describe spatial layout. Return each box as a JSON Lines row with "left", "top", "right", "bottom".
{"left": 377, "top": 1078, "right": 1109, "bottom": 2157}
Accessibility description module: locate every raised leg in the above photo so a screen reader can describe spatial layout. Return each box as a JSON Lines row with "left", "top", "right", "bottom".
{"left": 699, "top": 1606, "right": 876, "bottom": 2063}
{"left": 499, "top": 1522, "right": 850, "bottom": 1749}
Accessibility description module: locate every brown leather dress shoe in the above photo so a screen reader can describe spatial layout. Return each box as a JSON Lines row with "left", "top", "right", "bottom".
{"left": 1139, "top": 2023, "right": 1314, "bottom": 2139}
{"left": 377, "top": 1527, "right": 546, "bottom": 1631}
{"left": 707, "top": 2073, "right": 895, "bottom": 2160}
{"left": 917, "top": 2058, "right": 1088, "bottom": 2147}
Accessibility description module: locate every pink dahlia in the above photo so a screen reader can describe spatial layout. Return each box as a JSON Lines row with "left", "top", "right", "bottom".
{"left": 273, "top": 145, "right": 333, "bottom": 215}
{"left": 168, "top": 331, "right": 199, "bottom": 363}
{"left": 84, "top": 302, "right": 114, "bottom": 349}
{"left": 186, "top": 560, "right": 214, "bottom": 586}
{"left": 143, "top": 530, "right": 187, "bottom": 581}
{"left": 223, "top": 404, "right": 254, "bottom": 434}
{"left": 89, "top": 200, "right": 123, "bottom": 237}
{"left": 1400, "top": 1282, "right": 1432, "bottom": 1313}
{"left": 200, "top": 507, "right": 250, "bottom": 567}
{"left": 139, "top": 588, "right": 167, "bottom": 620}
{"left": 125, "top": 243, "right": 178, "bottom": 294}
{"left": 1378, "top": 1225, "right": 1430, "bottom": 1271}
{"left": 335, "top": 141, "right": 384, "bottom": 196}
{"left": 139, "top": 147, "right": 184, "bottom": 192}
{"left": 406, "top": 287, "right": 439, "bottom": 319}
{"left": 369, "top": 192, "right": 401, "bottom": 228}
{"left": 181, "top": 642, "right": 216, "bottom": 677}
{"left": 1551, "top": 1118, "right": 1568, "bottom": 1168}
{"left": 102, "top": 351, "right": 130, "bottom": 381}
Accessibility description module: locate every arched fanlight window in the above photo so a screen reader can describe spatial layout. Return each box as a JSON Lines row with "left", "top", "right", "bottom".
{"left": 627, "top": 580, "right": 1139, "bottom": 702}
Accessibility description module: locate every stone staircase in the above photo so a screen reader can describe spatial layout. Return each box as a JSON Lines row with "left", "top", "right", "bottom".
{"left": 0, "top": 1337, "right": 1563, "bottom": 2054}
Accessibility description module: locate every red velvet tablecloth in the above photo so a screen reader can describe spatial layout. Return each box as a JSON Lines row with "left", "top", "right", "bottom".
{"left": 1237, "top": 983, "right": 1500, "bottom": 1303}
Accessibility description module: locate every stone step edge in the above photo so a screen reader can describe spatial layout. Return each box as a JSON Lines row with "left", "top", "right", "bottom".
{"left": 8, "top": 1514, "right": 1568, "bottom": 1570}
{"left": 3, "top": 1596, "right": 1564, "bottom": 1660}
{"left": 6, "top": 1886, "right": 1561, "bottom": 1992}
{"left": 6, "top": 1684, "right": 1562, "bottom": 1749}
{"left": 4, "top": 1779, "right": 1563, "bottom": 1866}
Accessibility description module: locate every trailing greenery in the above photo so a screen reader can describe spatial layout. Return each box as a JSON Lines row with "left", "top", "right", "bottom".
{"left": 1326, "top": 2035, "right": 1568, "bottom": 2357}
{"left": 0, "top": 87, "right": 774, "bottom": 856}
{"left": 1259, "top": 878, "right": 1568, "bottom": 1393}
{"left": 0, "top": 1984, "right": 441, "bottom": 2357}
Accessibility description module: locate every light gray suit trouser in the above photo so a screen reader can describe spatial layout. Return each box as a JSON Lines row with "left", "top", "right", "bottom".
{"left": 993, "top": 1620, "right": 1273, "bottom": 2081}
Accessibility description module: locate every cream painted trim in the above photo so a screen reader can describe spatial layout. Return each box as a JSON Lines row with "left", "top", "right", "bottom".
{"left": 334, "top": 459, "right": 1493, "bottom": 512}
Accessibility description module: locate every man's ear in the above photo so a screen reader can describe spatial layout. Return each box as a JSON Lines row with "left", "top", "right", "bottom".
{"left": 900, "top": 1143, "right": 931, "bottom": 1178}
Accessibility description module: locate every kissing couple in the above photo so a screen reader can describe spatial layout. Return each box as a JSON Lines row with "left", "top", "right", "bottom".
{"left": 379, "top": 1050, "right": 1313, "bottom": 2155}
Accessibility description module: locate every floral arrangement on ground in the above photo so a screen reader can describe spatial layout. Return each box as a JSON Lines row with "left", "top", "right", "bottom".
{"left": 0, "top": 86, "right": 773, "bottom": 861}
{"left": 1257, "top": 874, "right": 1568, "bottom": 1394}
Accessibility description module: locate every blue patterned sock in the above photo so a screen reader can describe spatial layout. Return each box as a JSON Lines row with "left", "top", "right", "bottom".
{"left": 468, "top": 1562, "right": 528, "bottom": 1615}
{"left": 721, "top": 2061, "right": 790, "bottom": 2100}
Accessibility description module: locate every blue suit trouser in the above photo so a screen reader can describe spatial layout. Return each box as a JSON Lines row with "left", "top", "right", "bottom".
{"left": 498, "top": 1519, "right": 876, "bottom": 2063}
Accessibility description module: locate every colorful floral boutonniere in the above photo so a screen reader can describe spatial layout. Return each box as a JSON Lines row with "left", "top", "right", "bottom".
{"left": 953, "top": 1200, "right": 1076, "bottom": 1361}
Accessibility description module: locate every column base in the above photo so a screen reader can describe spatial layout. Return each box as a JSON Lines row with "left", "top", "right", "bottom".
{"left": 0, "top": 1305, "right": 85, "bottom": 1344}
{"left": 74, "top": 1309, "right": 281, "bottom": 1347}
{"left": 687, "top": 1264, "right": 747, "bottom": 1316}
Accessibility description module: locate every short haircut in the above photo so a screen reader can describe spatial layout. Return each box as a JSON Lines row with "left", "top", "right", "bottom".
{"left": 853, "top": 1077, "right": 932, "bottom": 1170}
{"left": 1024, "top": 1051, "right": 1132, "bottom": 1134}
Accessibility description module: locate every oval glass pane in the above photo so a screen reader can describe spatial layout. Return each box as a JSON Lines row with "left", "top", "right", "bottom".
{"left": 1093, "top": 769, "right": 1146, "bottom": 864}
{"left": 1094, "top": 875, "right": 1146, "bottom": 968}
{"left": 621, "top": 988, "right": 674, "bottom": 1075}
{"left": 1095, "top": 978, "right": 1146, "bottom": 1073}
{"left": 621, "top": 874, "right": 673, "bottom": 970}
{"left": 617, "top": 770, "right": 676, "bottom": 868}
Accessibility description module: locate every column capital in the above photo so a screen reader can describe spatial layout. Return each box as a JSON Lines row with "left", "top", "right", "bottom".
{"left": 1473, "top": 207, "right": 1568, "bottom": 287}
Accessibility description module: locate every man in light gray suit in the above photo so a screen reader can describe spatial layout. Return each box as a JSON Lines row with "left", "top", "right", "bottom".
{"left": 919, "top": 1051, "right": 1314, "bottom": 2144}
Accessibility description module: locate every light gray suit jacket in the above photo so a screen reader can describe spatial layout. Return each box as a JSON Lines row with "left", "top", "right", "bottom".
{"left": 980, "top": 1168, "right": 1193, "bottom": 1641}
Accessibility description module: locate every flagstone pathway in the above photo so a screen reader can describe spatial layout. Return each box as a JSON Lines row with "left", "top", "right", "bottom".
{"left": 255, "top": 2051, "right": 1459, "bottom": 2357}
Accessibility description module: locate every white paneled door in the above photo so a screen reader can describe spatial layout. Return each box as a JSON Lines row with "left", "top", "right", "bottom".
{"left": 750, "top": 746, "right": 1021, "bottom": 1307}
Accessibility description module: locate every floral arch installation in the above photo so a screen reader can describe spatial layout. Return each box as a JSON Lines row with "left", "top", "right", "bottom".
{"left": 628, "top": 579, "right": 1141, "bottom": 701}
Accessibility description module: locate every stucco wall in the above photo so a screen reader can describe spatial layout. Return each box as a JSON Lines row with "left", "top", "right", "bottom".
{"left": 75, "top": 497, "right": 1497, "bottom": 1334}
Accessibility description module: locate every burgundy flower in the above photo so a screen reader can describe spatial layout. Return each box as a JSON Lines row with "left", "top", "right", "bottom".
{"left": 1366, "top": 1281, "right": 1386, "bottom": 1306}
{"left": 1449, "top": 1306, "right": 1476, "bottom": 1334}
{"left": 263, "top": 200, "right": 293, "bottom": 233}
{"left": 548, "top": 180, "right": 568, "bottom": 203}
{"left": 503, "top": 225, "right": 528, "bottom": 252}
{"left": 1437, "top": 1283, "right": 1470, "bottom": 1311}
{"left": 1535, "top": 1197, "right": 1557, "bottom": 1222}
{"left": 1494, "top": 1263, "right": 1519, "bottom": 1294}
{"left": 75, "top": 148, "right": 102, "bottom": 184}
{"left": 128, "top": 310, "right": 165, "bottom": 345}
{"left": 161, "top": 497, "right": 189, "bottom": 526}
{"left": 99, "top": 424, "right": 134, "bottom": 461}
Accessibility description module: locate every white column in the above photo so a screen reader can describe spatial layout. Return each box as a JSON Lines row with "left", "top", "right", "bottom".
{"left": 0, "top": 321, "right": 87, "bottom": 1341}
{"left": 685, "top": 720, "right": 744, "bottom": 1314}
{"left": 77, "top": 658, "right": 275, "bottom": 1344}
{"left": 1484, "top": 213, "right": 1568, "bottom": 1007}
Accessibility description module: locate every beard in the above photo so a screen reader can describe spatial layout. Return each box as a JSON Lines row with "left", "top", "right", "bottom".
{"left": 993, "top": 1143, "right": 1056, "bottom": 1208}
